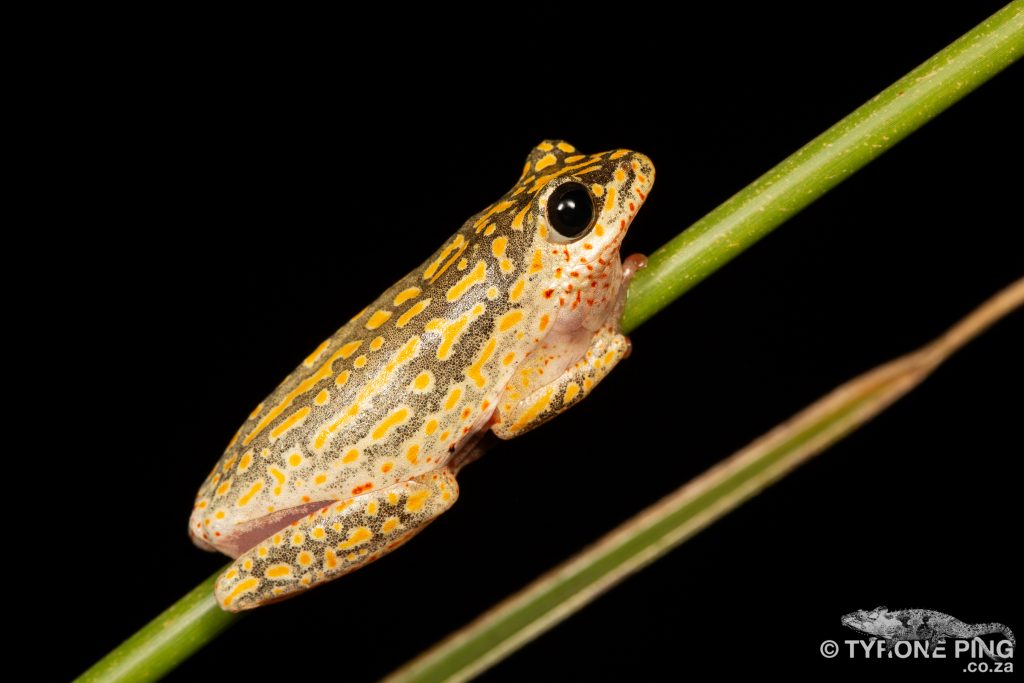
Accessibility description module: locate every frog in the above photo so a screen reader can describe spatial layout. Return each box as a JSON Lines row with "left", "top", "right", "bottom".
{"left": 190, "top": 140, "right": 654, "bottom": 611}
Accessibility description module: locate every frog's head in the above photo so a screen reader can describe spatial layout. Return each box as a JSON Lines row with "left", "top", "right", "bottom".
{"left": 841, "top": 606, "right": 890, "bottom": 634}
{"left": 500, "top": 140, "right": 654, "bottom": 328}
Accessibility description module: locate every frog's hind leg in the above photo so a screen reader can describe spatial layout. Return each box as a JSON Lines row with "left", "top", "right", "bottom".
{"left": 214, "top": 468, "right": 458, "bottom": 611}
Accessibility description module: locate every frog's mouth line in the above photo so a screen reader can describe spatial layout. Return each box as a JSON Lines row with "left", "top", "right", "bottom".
{"left": 215, "top": 499, "right": 336, "bottom": 558}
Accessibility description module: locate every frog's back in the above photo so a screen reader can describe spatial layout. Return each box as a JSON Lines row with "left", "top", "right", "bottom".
{"left": 190, "top": 162, "right": 553, "bottom": 544}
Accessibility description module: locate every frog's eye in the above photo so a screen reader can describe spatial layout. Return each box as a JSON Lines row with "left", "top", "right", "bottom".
{"left": 547, "top": 182, "right": 595, "bottom": 242}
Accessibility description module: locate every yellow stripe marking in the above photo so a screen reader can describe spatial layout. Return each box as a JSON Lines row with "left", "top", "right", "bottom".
{"left": 529, "top": 249, "right": 544, "bottom": 274}
{"left": 510, "top": 387, "right": 555, "bottom": 432}
{"left": 535, "top": 153, "right": 557, "bottom": 171}
{"left": 393, "top": 287, "right": 421, "bottom": 306}
{"left": 396, "top": 298, "right": 430, "bottom": 328}
{"left": 270, "top": 406, "right": 310, "bottom": 440}
{"left": 406, "top": 489, "right": 430, "bottom": 513}
{"left": 427, "top": 237, "right": 469, "bottom": 284}
{"left": 237, "top": 481, "right": 263, "bottom": 507}
{"left": 342, "top": 449, "right": 359, "bottom": 463}
{"left": 406, "top": 444, "right": 419, "bottom": 464}
{"left": 499, "top": 310, "right": 523, "bottom": 332}
{"left": 467, "top": 338, "right": 496, "bottom": 388}
{"left": 365, "top": 310, "right": 392, "bottom": 330}
{"left": 266, "top": 564, "right": 291, "bottom": 579}
{"left": 511, "top": 202, "right": 531, "bottom": 230}
{"left": 423, "top": 235, "right": 465, "bottom": 280}
{"left": 337, "top": 526, "right": 372, "bottom": 549}
{"left": 222, "top": 578, "right": 258, "bottom": 606}
{"left": 444, "top": 386, "right": 462, "bottom": 411}
{"left": 372, "top": 407, "right": 409, "bottom": 440}
{"left": 509, "top": 277, "right": 526, "bottom": 302}
{"left": 303, "top": 339, "right": 330, "bottom": 367}
{"left": 446, "top": 260, "right": 487, "bottom": 302}
{"left": 564, "top": 382, "right": 580, "bottom": 403}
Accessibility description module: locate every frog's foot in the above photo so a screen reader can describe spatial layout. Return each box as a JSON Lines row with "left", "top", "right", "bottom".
{"left": 214, "top": 468, "right": 458, "bottom": 611}
{"left": 491, "top": 322, "right": 629, "bottom": 439}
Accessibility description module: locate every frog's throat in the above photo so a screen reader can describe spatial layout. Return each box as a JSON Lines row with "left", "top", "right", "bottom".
{"left": 216, "top": 500, "right": 334, "bottom": 558}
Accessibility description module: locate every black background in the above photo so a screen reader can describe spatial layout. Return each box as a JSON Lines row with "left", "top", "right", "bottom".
{"left": 47, "top": 3, "right": 1021, "bottom": 680}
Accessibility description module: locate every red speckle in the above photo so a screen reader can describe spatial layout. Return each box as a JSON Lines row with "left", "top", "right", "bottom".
{"left": 591, "top": 281, "right": 598, "bottom": 287}
{"left": 637, "top": 189, "right": 646, "bottom": 199}
{"left": 302, "top": 495, "right": 310, "bottom": 503}
{"left": 570, "top": 271, "right": 580, "bottom": 277}
{"left": 628, "top": 202, "right": 635, "bottom": 212}
{"left": 586, "top": 264, "right": 594, "bottom": 271}
{"left": 583, "top": 243, "right": 593, "bottom": 250}
{"left": 462, "top": 426, "right": 470, "bottom": 433}
{"left": 291, "top": 520, "right": 300, "bottom": 526}
{"left": 567, "top": 284, "right": 574, "bottom": 292}
{"left": 620, "top": 219, "right": 626, "bottom": 229}
{"left": 215, "top": 532, "right": 221, "bottom": 536}
{"left": 598, "top": 257, "right": 607, "bottom": 265}
{"left": 543, "top": 289, "right": 555, "bottom": 298}
{"left": 586, "top": 298, "right": 595, "bottom": 305}
{"left": 559, "top": 297, "right": 565, "bottom": 305}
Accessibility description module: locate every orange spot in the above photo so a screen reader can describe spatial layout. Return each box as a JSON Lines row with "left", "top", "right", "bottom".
{"left": 502, "top": 352, "right": 516, "bottom": 366}
{"left": 590, "top": 183, "right": 604, "bottom": 197}
{"left": 539, "top": 314, "right": 550, "bottom": 331}
{"left": 611, "top": 149, "right": 629, "bottom": 159}
{"left": 325, "top": 549, "right": 338, "bottom": 569}
{"left": 370, "top": 336, "right": 385, "bottom": 352}
{"left": 412, "top": 370, "right": 434, "bottom": 392}
{"left": 509, "top": 277, "right": 526, "bottom": 302}
{"left": 564, "top": 382, "right": 580, "bottom": 403}
{"left": 382, "top": 517, "right": 399, "bottom": 533}
{"left": 335, "top": 370, "right": 350, "bottom": 387}
{"left": 556, "top": 142, "right": 575, "bottom": 153}
{"left": 314, "top": 473, "right": 327, "bottom": 485}
{"left": 216, "top": 481, "right": 231, "bottom": 497}
{"left": 354, "top": 355, "right": 368, "bottom": 368}
{"left": 393, "top": 287, "right": 421, "bottom": 306}
{"left": 483, "top": 223, "right": 497, "bottom": 236}
{"left": 381, "top": 462, "right": 393, "bottom": 473}
{"left": 511, "top": 202, "right": 531, "bottom": 231}
{"left": 406, "top": 444, "right": 420, "bottom": 464}
{"left": 604, "top": 186, "right": 616, "bottom": 213}
{"left": 396, "top": 298, "right": 431, "bottom": 328}
{"left": 365, "top": 310, "right": 393, "bottom": 330}
{"left": 298, "top": 551, "right": 313, "bottom": 566}
{"left": 425, "top": 419, "right": 438, "bottom": 435}
{"left": 288, "top": 452, "right": 303, "bottom": 468}
{"left": 491, "top": 236, "right": 508, "bottom": 258}
{"left": 314, "top": 389, "right": 330, "bottom": 406}
{"left": 342, "top": 449, "right": 359, "bottom": 464}
{"left": 500, "top": 258, "right": 514, "bottom": 273}
{"left": 312, "top": 527, "right": 326, "bottom": 539}
{"left": 291, "top": 533, "right": 304, "bottom": 546}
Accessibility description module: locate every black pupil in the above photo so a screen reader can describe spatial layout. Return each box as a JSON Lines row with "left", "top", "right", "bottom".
{"left": 549, "top": 184, "right": 593, "bottom": 238}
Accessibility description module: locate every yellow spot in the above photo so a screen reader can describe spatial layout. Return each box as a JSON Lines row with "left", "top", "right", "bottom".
{"left": 216, "top": 480, "right": 231, "bottom": 497}
{"left": 365, "top": 310, "right": 393, "bottom": 330}
{"left": 583, "top": 377, "right": 594, "bottom": 390}
{"left": 288, "top": 452, "right": 303, "bottom": 468}
{"left": 222, "top": 578, "right": 258, "bottom": 606}
{"left": 611, "top": 149, "right": 629, "bottom": 159}
{"left": 258, "top": 546, "right": 268, "bottom": 557}
{"left": 380, "top": 462, "right": 393, "bottom": 473}
{"left": 303, "top": 339, "right": 331, "bottom": 367}
{"left": 370, "top": 336, "right": 384, "bottom": 351}
{"left": 510, "top": 387, "right": 555, "bottom": 432}
{"left": 372, "top": 407, "right": 410, "bottom": 440}
{"left": 312, "top": 527, "right": 326, "bottom": 540}
{"left": 298, "top": 551, "right": 313, "bottom": 566}
{"left": 444, "top": 386, "right": 462, "bottom": 411}
{"left": 486, "top": 286, "right": 498, "bottom": 299}
{"left": 535, "top": 153, "right": 557, "bottom": 171}
{"left": 446, "top": 260, "right": 487, "bottom": 302}
{"left": 269, "top": 467, "right": 286, "bottom": 496}
{"left": 484, "top": 224, "right": 497, "bottom": 236}
{"left": 499, "top": 310, "right": 523, "bottom": 331}
{"left": 595, "top": 223, "right": 605, "bottom": 236}
{"left": 291, "top": 533, "right": 305, "bottom": 546}
{"left": 509, "top": 277, "right": 526, "bottom": 302}
{"left": 491, "top": 236, "right": 508, "bottom": 258}
{"left": 314, "top": 389, "right": 329, "bottom": 406}
{"left": 500, "top": 258, "right": 514, "bottom": 273}
{"left": 502, "top": 352, "right": 516, "bottom": 366}
{"left": 406, "top": 489, "right": 430, "bottom": 513}
{"left": 237, "top": 481, "right": 263, "bottom": 507}
{"left": 396, "top": 298, "right": 431, "bottom": 328}
{"left": 342, "top": 449, "right": 359, "bottom": 464}
{"left": 335, "top": 370, "right": 350, "bottom": 387}
{"left": 537, "top": 142, "right": 554, "bottom": 151}
{"left": 425, "top": 419, "right": 438, "bottom": 435}
{"left": 529, "top": 249, "right": 544, "bottom": 274}
{"left": 564, "top": 382, "right": 580, "bottom": 403}
{"left": 367, "top": 501, "right": 379, "bottom": 515}
{"left": 539, "top": 314, "right": 550, "bottom": 331}
{"left": 591, "top": 183, "right": 604, "bottom": 197}
{"left": 273, "top": 534, "right": 282, "bottom": 545}
{"left": 337, "top": 526, "right": 372, "bottom": 549}
{"left": 411, "top": 370, "right": 434, "bottom": 392}
{"left": 467, "top": 338, "right": 496, "bottom": 388}
{"left": 325, "top": 549, "right": 338, "bottom": 569}
{"left": 603, "top": 350, "right": 617, "bottom": 365}
{"left": 266, "top": 564, "right": 291, "bottom": 579}
{"left": 354, "top": 355, "right": 368, "bottom": 368}
{"left": 382, "top": 517, "right": 399, "bottom": 533}
{"left": 393, "top": 287, "right": 421, "bottom": 306}
{"left": 556, "top": 142, "right": 575, "bottom": 153}
{"left": 314, "top": 473, "right": 327, "bottom": 485}
{"left": 457, "top": 258, "right": 468, "bottom": 271}
{"left": 614, "top": 168, "right": 625, "bottom": 183}
{"left": 215, "top": 510, "right": 225, "bottom": 519}
{"left": 238, "top": 450, "right": 253, "bottom": 472}
{"left": 604, "top": 186, "right": 616, "bottom": 212}
{"left": 406, "top": 444, "right": 420, "bottom": 464}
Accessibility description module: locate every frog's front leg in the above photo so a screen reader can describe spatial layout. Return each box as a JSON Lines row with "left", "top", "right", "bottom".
{"left": 215, "top": 468, "right": 458, "bottom": 611}
{"left": 492, "top": 321, "right": 630, "bottom": 439}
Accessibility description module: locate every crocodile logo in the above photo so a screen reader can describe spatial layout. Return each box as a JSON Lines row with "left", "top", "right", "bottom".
{"left": 842, "top": 607, "right": 1015, "bottom": 660}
